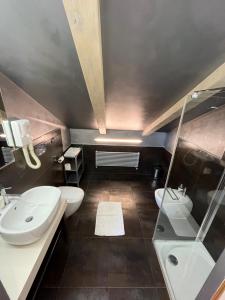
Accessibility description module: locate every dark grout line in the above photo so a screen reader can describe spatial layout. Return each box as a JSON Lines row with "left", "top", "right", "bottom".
{"left": 66, "top": 236, "right": 154, "bottom": 240}
{"left": 54, "top": 286, "right": 168, "bottom": 289}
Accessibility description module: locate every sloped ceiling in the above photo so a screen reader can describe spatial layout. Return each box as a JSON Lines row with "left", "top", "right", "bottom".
{"left": 0, "top": 0, "right": 96, "bottom": 129}
{"left": 0, "top": 0, "right": 225, "bottom": 131}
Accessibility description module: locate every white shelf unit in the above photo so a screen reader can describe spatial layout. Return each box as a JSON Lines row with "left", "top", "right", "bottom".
{"left": 64, "top": 147, "right": 84, "bottom": 187}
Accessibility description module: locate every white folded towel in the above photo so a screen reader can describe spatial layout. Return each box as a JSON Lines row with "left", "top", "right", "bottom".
{"left": 95, "top": 202, "right": 125, "bottom": 236}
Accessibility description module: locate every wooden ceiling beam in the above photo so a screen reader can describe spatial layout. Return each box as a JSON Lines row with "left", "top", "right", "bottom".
{"left": 143, "top": 62, "right": 225, "bottom": 136}
{"left": 63, "top": 0, "right": 106, "bottom": 134}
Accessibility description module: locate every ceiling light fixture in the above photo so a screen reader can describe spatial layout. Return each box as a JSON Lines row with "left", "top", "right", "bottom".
{"left": 94, "top": 138, "right": 142, "bottom": 144}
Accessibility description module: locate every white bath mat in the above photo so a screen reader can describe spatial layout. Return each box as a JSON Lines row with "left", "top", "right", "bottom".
{"left": 95, "top": 202, "right": 125, "bottom": 236}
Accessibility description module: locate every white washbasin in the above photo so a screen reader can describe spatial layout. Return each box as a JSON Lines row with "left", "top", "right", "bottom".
{"left": 155, "top": 188, "right": 193, "bottom": 218}
{"left": 0, "top": 186, "right": 61, "bottom": 245}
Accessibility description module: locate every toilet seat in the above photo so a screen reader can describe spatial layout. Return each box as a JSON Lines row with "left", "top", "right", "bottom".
{"left": 59, "top": 186, "right": 84, "bottom": 218}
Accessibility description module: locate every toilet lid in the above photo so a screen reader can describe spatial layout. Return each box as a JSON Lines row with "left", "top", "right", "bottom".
{"left": 59, "top": 186, "right": 84, "bottom": 203}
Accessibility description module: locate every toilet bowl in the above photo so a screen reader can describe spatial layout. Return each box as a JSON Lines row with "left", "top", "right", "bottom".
{"left": 59, "top": 186, "right": 84, "bottom": 218}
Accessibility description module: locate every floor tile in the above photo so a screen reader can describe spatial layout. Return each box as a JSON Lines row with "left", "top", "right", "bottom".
{"left": 60, "top": 239, "right": 110, "bottom": 287}
{"left": 123, "top": 209, "right": 142, "bottom": 238}
{"left": 85, "top": 190, "right": 110, "bottom": 203}
{"left": 156, "top": 288, "right": 170, "bottom": 300}
{"left": 34, "top": 288, "right": 57, "bottom": 300}
{"left": 109, "top": 189, "right": 133, "bottom": 203}
{"left": 144, "top": 240, "right": 166, "bottom": 287}
{"left": 131, "top": 180, "right": 154, "bottom": 192}
{"left": 60, "top": 238, "right": 154, "bottom": 288}
{"left": 136, "top": 203, "right": 158, "bottom": 215}
{"left": 141, "top": 201, "right": 158, "bottom": 212}
{"left": 108, "top": 181, "right": 133, "bottom": 192}
{"left": 107, "top": 238, "right": 154, "bottom": 287}
{"left": 77, "top": 201, "right": 99, "bottom": 214}
{"left": 38, "top": 172, "right": 167, "bottom": 299}
{"left": 67, "top": 213, "right": 96, "bottom": 238}
{"left": 109, "top": 288, "right": 157, "bottom": 300}
{"left": 139, "top": 210, "right": 159, "bottom": 238}
{"left": 57, "top": 288, "right": 109, "bottom": 300}
{"left": 35, "top": 287, "right": 169, "bottom": 300}
{"left": 121, "top": 200, "right": 136, "bottom": 210}
{"left": 132, "top": 190, "right": 156, "bottom": 205}
{"left": 79, "top": 178, "right": 89, "bottom": 190}
{"left": 87, "top": 181, "right": 111, "bottom": 193}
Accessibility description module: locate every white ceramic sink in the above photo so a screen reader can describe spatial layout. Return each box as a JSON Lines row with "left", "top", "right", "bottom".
{"left": 0, "top": 186, "right": 61, "bottom": 245}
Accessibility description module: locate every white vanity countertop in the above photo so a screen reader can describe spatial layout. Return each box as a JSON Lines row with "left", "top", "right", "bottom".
{"left": 0, "top": 199, "right": 67, "bottom": 300}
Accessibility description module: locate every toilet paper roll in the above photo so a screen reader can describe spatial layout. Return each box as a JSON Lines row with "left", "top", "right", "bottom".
{"left": 57, "top": 156, "right": 64, "bottom": 164}
{"left": 65, "top": 163, "right": 71, "bottom": 170}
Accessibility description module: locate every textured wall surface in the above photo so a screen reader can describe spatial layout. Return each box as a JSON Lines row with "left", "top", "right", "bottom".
{"left": 77, "top": 144, "right": 170, "bottom": 181}
{"left": 0, "top": 72, "right": 70, "bottom": 150}
{"left": 0, "top": 0, "right": 95, "bottom": 129}
{"left": 70, "top": 128, "right": 167, "bottom": 148}
{"left": 163, "top": 106, "right": 225, "bottom": 264}
{"left": 0, "top": 129, "right": 64, "bottom": 193}
{"left": 165, "top": 105, "right": 225, "bottom": 159}
{"left": 167, "top": 140, "right": 225, "bottom": 263}
{"left": 162, "top": 138, "right": 225, "bottom": 266}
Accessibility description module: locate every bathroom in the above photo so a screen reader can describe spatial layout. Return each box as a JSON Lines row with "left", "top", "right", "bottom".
{"left": 0, "top": 0, "right": 225, "bottom": 299}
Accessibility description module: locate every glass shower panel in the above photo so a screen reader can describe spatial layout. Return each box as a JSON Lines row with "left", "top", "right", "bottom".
{"left": 153, "top": 89, "right": 225, "bottom": 300}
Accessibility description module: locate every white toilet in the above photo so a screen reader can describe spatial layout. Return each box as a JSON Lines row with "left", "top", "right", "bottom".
{"left": 59, "top": 186, "right": 84, "bottom": 218}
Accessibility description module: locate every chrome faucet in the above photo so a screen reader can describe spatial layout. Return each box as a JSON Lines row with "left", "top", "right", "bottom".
{"left": 0, "top": 186, "right": 12, "bottom": 207}
{"left": 178, "top": 184, "right": 187, "bottom": 196}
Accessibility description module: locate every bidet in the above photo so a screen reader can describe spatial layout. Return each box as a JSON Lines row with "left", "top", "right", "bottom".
{"left": 154, "top": 188, "right": 193, "bottom": 218}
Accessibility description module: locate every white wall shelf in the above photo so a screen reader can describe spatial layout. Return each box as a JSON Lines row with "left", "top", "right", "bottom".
{"left": 64, "top": 147, "right": 84, "bottom": 187}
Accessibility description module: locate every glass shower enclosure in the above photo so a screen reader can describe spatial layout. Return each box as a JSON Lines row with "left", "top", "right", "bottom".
{"left": 153, "top": 89, "right": 225, "bottom": 300}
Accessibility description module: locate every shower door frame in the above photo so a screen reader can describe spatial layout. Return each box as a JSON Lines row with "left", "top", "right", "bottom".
{"left": 152, "top": 90, "right": 225, "bottom": 300}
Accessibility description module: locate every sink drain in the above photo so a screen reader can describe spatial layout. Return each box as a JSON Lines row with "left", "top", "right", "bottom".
{"left": 25, "top": 216, "right": 33, "bottom": 222}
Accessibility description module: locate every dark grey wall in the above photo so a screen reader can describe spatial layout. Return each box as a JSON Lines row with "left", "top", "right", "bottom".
{"left": 0, "top": 72, "right": 70, "bottom": 150}
{"left": 70, "top": 129, "right": 167, "bottom": 147}
{"left": 0, "top": 129, "right": 64, "bottom": 194}
{"left": 0, "top": 0, "right": 95, "bottom": 129}
{"left": 101, "top": 0, "right": 225, "bottom": 130}
{"left": 166, "top": 104, "right": 225, "bottom": 159}
{"left": 0, "top": 73, "right": 69, "bottom": 191}
{"left": 1, "top": 0, "right": 225, "bottom": 130}
{"left": 157, "top": 137, "right": 225, "bottom": 264}
{"left": 164, "top": 103, "right": 225, "bottom": 263}
{"left": 76, "top": 144, "right": 170, "bottom": 182}
{"left": 167, "top": 139, "right": 224, "bottom": 227}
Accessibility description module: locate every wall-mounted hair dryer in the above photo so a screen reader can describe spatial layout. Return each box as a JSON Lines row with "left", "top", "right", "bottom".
{"left": 2, "top": 119, "right": 41, "bottom": 169}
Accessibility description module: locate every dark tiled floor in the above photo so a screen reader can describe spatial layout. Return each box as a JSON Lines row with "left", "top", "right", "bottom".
{"left": 36, "top": 172, "right": 169, "bottom": 300}
{"left": 36, "top": 287, "right": 168, "bottom": 300}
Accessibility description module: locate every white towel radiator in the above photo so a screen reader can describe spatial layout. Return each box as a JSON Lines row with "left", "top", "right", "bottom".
{"left": 95, "top": 151, "right": 140, "bottom": 169}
